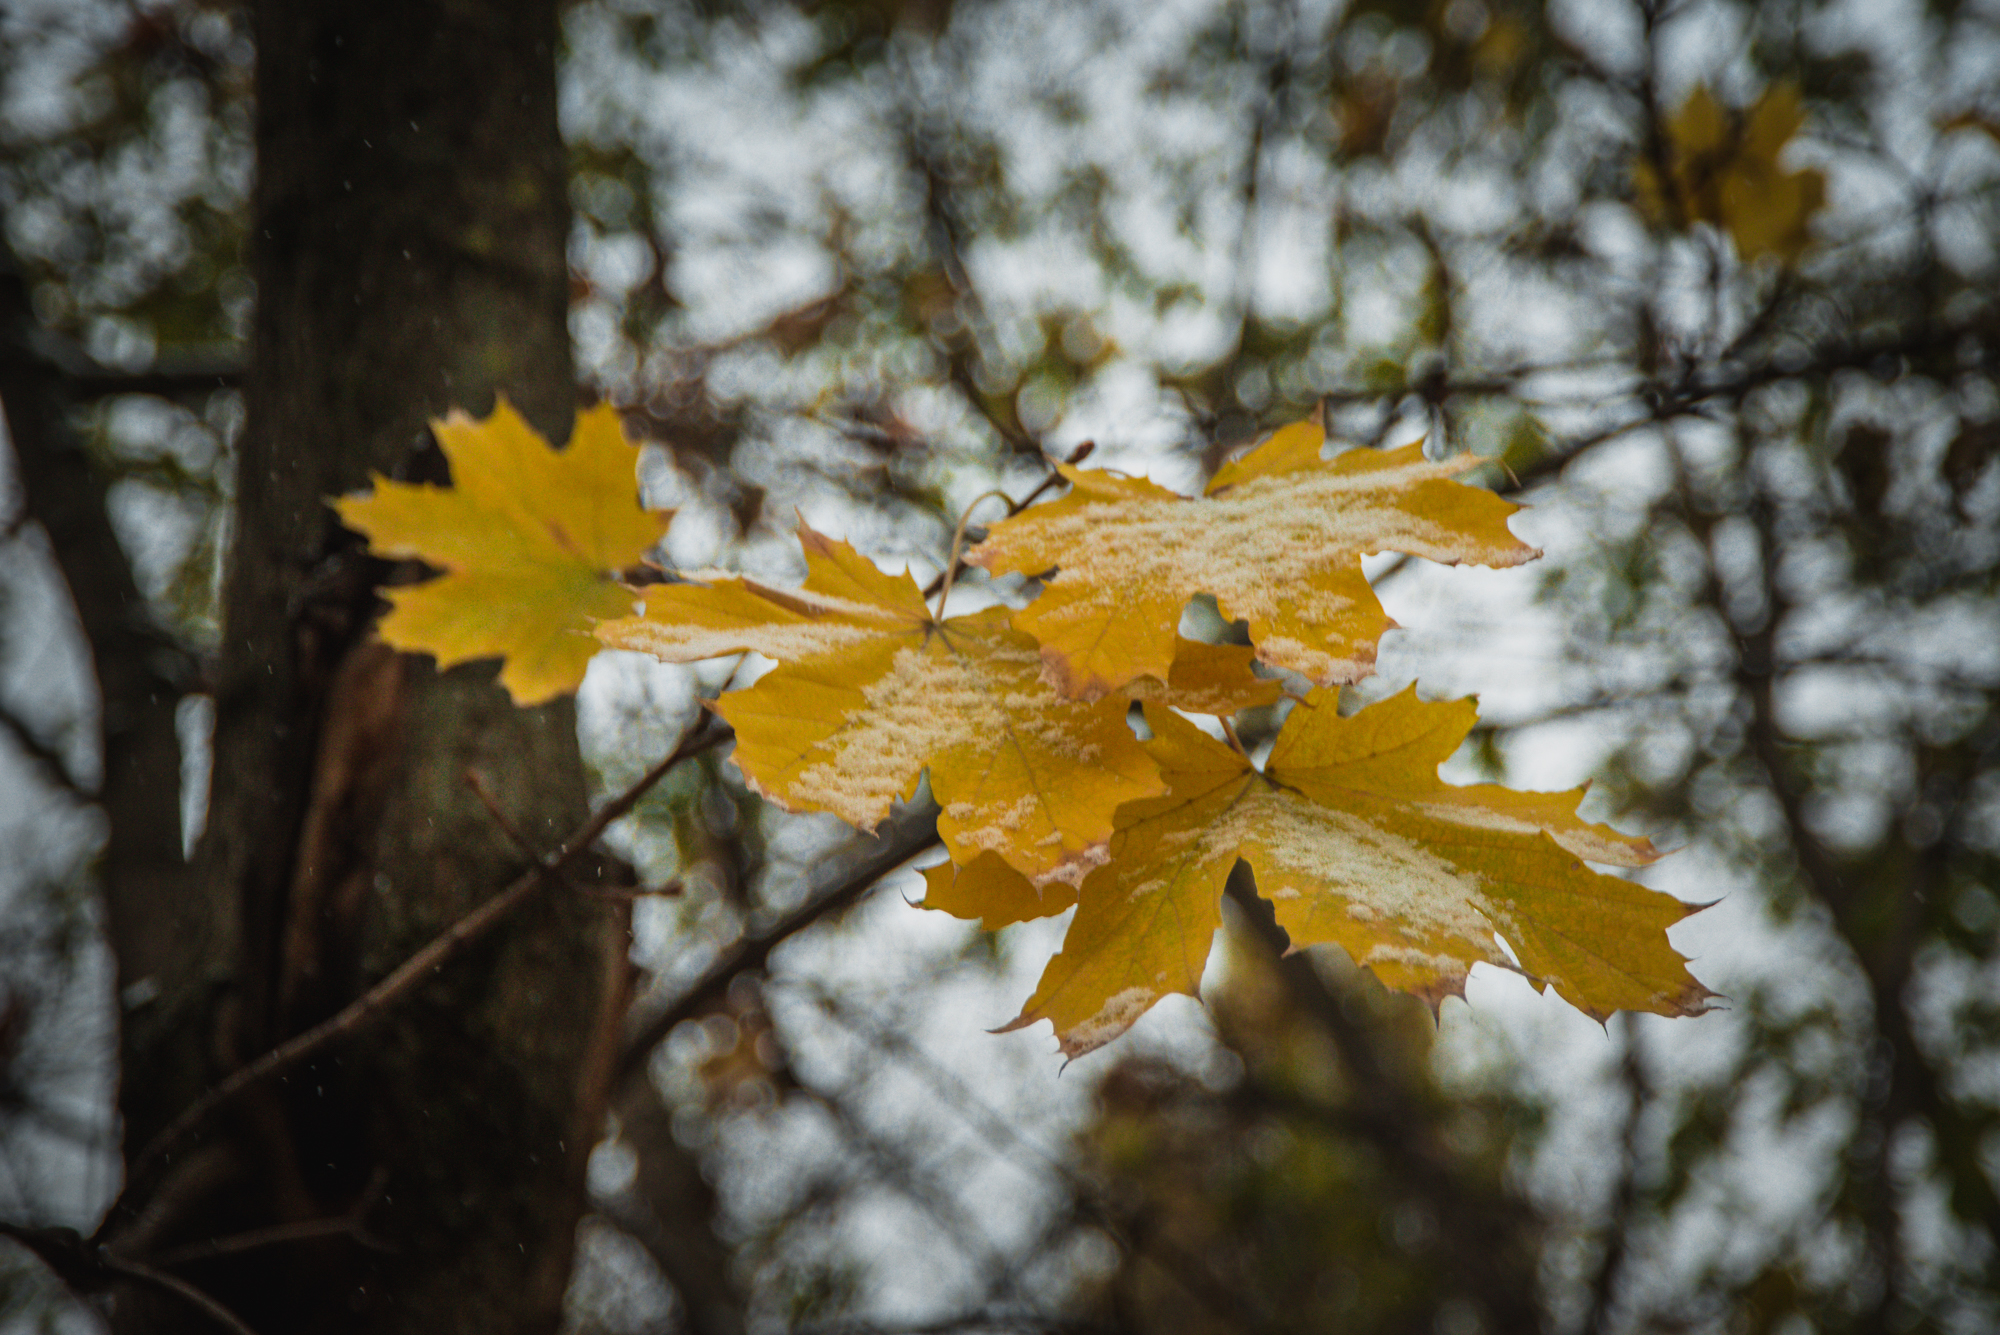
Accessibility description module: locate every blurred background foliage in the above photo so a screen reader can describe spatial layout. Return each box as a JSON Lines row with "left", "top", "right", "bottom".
{"left": 3, "top": 0, "right": 2000, "bottom": 1332}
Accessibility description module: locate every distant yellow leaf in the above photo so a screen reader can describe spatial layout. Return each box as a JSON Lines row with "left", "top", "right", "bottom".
{"left": 597, "top": 526, "right": 1165, "bottom": 886}
{"left": 332, "top": 401, "right": 667, "bottom": 705}
{"left": 1008, "top": 689, "right": 1708, "bottom": 1059}
{"left": 969, "top": 421, "right": 1536, "bottom": 698}
{"left": 1635, "top": 83, "right": 1826, "bottom": 264}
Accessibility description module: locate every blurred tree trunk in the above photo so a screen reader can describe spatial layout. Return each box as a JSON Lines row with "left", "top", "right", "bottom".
{"left": 100, "top": 2, "right": 616, "bottom": 1331}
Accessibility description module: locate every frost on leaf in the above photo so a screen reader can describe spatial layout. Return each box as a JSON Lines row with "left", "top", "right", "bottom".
{"left": 1008, "top": 689, "right": 1711, "bottom": 1059}
{"left": 596, "top": 526, "right": 1164, "bottom": 887}
{"left": 1634, "top": 83, "right": 1826, "bottom": 265}
{"left": 332, "top": 401, "right": 668, "bottom": 705}
{"left": 968, "top": 420, "right": 1537, "bottom": 699}
{"left": 1123, "top": 638, "right": 1285, "bottom": 715}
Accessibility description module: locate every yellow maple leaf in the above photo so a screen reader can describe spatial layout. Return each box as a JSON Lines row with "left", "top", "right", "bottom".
{"left": 918, "top": 636, "right": 1275, "bottom": 930}
{"left": 1635, "top": 83, "right": 1826, "bottom": 265}
{"left": 595, "top": 526, "right": 1165, "bottom": 887}
{"left": 1007, "top": 689, "right": 1710, "bottom": 1059}
{"left": 1124, "top": 637, "right": 1286, "bottom": 715}
{"left": 332, "top": 401, "right": 668, "bottom": 705}
{"left": 968, "top": 420, "right": 1536, "bottom": 699}
{"left": 921, "top": 852, "right": 1077, "bottom": 930}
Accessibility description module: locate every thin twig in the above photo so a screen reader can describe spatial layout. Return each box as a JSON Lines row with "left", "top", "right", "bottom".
{"left": 0, "top": 1223, "right": 260, "bottom": 1335}
{"left": 150, "top": 1214, "right": 389, "bottom": 1268}
{"left": 99, "top": 1255, "right": 260, "bottom": 1335}
{"left": 465, "top": 767, "right": 589, "bottom": 897}
{"left": 150, "top": 1168, "right": 394, "bottom": 1267}
{"left": 120, "top": 718, "right": 732, "bottom": 1197}
{"left": 933, "top": 490, "right": 1014, "bottom": 618}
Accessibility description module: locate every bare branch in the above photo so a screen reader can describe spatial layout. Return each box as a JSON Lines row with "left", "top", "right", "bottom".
{"left": 118, "top": 717, "right": 733, "bottom": 1200}
{"left": 0, "top": 1223, "right": 261, "bottom": 1335}
{"left": 99, "top": 1254, "right": 261, "bottom": 1335}
{"left": 149, "top": 1168, "right": 394, "bottom": 1267}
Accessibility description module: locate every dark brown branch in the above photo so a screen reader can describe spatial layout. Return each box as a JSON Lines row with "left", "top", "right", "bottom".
{"left": 1307, "top": 316, "right": 1991, "bottom": 504}
{"left": 100, "top": 1254, "right": 261, "bottom": 1335}
{"left": 150, "top": 1214, "right": 390, "bottom": 1268}
{"left": 67, "top": 361, "right": 244, "bottom": 399}
{"left": 0, "top": 1223, "right": 260, "bottom": 1335}
{"left": 119, "top": 717, "right": 733, "bottom": 1199}
{"left": 464, "top": 766, "right": 592, "bottom": 898}
{"left": 149, "top": 1168, "right": 393, "bottom": 1267}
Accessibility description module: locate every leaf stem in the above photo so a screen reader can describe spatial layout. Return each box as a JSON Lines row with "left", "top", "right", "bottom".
{"left": 921, "top": 439, "right": 1094, "bottom": 603}
{"left": 932, "top": 489, "right": 1014, "bottom": 618}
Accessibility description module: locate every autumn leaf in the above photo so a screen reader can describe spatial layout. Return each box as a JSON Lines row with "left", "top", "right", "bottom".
{"left": 1126, "top": 638, "right": 1286, "bottom": 715}
{"left": 968, "top": 420, "right": 1537, "bottom": 699}
{"left": 596, "top": 525, "right": 1164, "bottom": 886}
{"left": 1635, "top": 83, "right": 1826, "bottom": 265}
{"left": 332, "top": 401, "right": 668, "bottom": 705}
{"left": 1007, "top": 689, "right": 1710, "bottom": 1059}
{"left": 916, "top": 638, "right": 1278, "bottom": 926}
{"left": 917, "top": 637, "right": 1279, "bottom": 928}
{"left": 922, "top": 852, "right": 1076, "bottom": 930}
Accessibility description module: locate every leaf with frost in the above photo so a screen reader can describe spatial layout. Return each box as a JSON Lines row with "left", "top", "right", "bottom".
{"left": 968, "top": 420, "right": 1537, "bottom": 699}
{"left": 1124, "top": 638, "right": 1286, "bottom": 715}
{"left": 1008, "top": 688, "right": 1710, "bottom": 1059}
{"left": 332, "top": 401, "right": 667, "bottom": 705}
{"left": 596, "top": 526, "right": 1164, "bottom": 886}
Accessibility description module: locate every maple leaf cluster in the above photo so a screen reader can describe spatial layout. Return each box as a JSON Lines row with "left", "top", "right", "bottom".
{"left": 337, "top": 404, "right": 1713, "bottom": 1059}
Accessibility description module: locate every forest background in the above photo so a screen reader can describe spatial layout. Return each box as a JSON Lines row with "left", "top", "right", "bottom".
{"left": 0, "top": 0, "right": 1998, "bottom": 1333}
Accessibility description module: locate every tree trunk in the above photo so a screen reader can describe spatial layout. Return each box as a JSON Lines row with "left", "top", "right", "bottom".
{"left": 104, "top": 2, "right": 613, "bottom": 1331}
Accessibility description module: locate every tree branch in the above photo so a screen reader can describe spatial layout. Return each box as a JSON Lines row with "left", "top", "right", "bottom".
{"left": 0, "top": 1223, "right": 260, "bottom": 1335}
{"left": 116, "top": 716, "right": 733, "bottom": 1203}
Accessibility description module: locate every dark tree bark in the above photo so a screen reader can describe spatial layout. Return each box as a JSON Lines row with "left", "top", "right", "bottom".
{"left": 92, "top": 2, "right": 618, "bottom": 1331}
